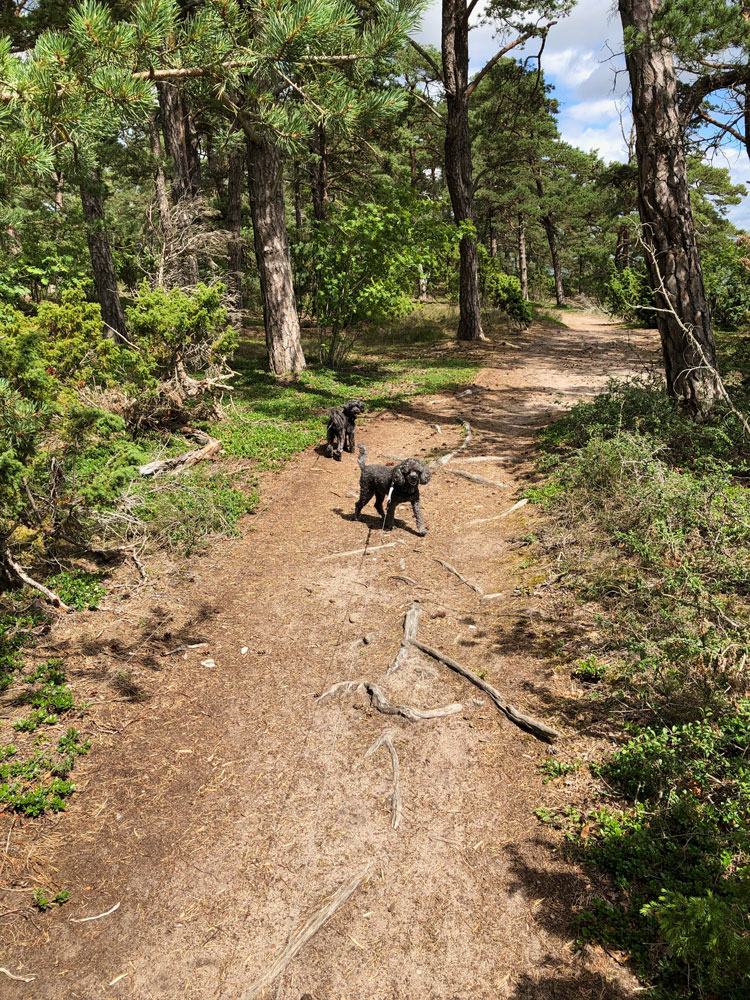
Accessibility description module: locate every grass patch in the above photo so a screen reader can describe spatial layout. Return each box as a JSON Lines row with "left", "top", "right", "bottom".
{"left": 530, "top": 354, "right": 750, "bottom": 998}
{"left": 531, "top": 302, "right": 569, "bottom": 327}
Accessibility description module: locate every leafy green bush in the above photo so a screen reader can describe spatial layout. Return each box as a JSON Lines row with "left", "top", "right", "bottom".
{"left": 604, "top": 266, "right": 657, "bottom": 327}
{"left": 703, "top": 235, "right": 750, "bottom": 331}
{"left": 46, "top": 571, "right": 106, "bottom": 610}
{"left": 480, "top": 255, "right": 532, "bottom": 326}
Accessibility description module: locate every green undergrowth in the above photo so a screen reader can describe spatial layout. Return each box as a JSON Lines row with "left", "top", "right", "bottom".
{"left": 1, "top": 656, "right": 90, "bottom": 816}
{"left": 531, "top": 340, "right": 750, "bottom": 998}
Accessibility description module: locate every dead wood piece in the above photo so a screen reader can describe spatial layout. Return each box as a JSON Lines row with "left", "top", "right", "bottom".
{"left": 244, "top": 868, "right": 369, "bottom": 1000}
{"left": 455, "top": 455, "right": 512, "bottom": 464}
{"left": 465, "top": 498, "right": 529, "bottom": 527}
{"left": 387, "top": 602, "right": 421, "bottom": 674}
{"left": 445, "top": 469, "right": 509, "bottom": 489}
{"left": 317, "top": 680, "right": 364, "bottom": 702}
{"left": 1, "top": 544, "right": 70, "bottom": 612}
{"left": 0, "top": 968, "right": 36, "bottom": 983}
{"left": 69, "top": 901, "right": 120, "bottom": 923}
{"left": 433, "top": 557, "right": 484, "bottom": 596}
{"left": 139, "top": 427, "right": 222, "bottom": 477}
{"left": 411, "top": 639, "right": 560, "bottom": 743}
{"left": 389, "top": 575, "right": 424, "bottom": 588}
{"left": 431, "top": 424, "right": 443, "bottom": 435}
{"left": 321, "top": 541, "right": 397, "bottom": 560}
{"left": 365, "top": 730, "right": 402, "bottom": 829}
{"left": 364, "top": 682, "right": 462, "bottom": 723}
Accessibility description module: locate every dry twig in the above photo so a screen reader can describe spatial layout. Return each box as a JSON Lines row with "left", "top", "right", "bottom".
{"left": 433, "top": 557, "right": 484, "bottom": 596}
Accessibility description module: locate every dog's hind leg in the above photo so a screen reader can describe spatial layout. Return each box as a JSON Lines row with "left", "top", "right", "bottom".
{"left": 355, "top": 486, "right": 375, "bottom": 519}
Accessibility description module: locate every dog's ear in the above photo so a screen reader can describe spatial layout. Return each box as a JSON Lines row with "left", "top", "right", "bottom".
{"left": 419, "top": 463, "right": 431, "bottom": 485}
{"left": 392, "top": 463, "right": 406, "bottom": 487}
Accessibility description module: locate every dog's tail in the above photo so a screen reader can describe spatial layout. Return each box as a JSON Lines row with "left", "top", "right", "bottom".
{"left": 357, "top": 443, "right": 368, "bottom": 469}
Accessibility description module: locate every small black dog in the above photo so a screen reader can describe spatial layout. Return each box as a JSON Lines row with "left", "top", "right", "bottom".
{"left": 326, "top": 399, "right": 366, "bottom": 460}
{"left": 355, "top": 445, "right": 431, "bottom": 535}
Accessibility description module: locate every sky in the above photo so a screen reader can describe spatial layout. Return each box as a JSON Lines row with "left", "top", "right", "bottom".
{"left": 416, "top": 0, "right": 750, "bottom": 229}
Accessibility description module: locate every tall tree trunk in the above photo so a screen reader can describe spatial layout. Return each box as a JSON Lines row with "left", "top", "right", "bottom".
{"left": 246, "top": 137, "right": 306, "bottom": 375}
{"left": 157, "top": 82, "right": 200, "bottom": 285}
{"left": 442, "top": 0, "right": 485, "bottom": 341}
{"left": 78, "top": 169, "right": 127, "bottom": 344}
{"left": 489, "top": 208, "right": 498, "bottom": 258}
{"left": 226, "top": 148, "right": 244, "bottom": 313}
{"left": 409, "top": 146, "right": 418, "bottom": 189}
{"left": 518, "top": 213, "right": 529, "bottom": 300}
{"left": 149, "top": 115, "right": 173, "bottom": 288}
{"left": 542, "top": 213, "right": 565, "bottom": 306}
{"left": 614, "top": 223, "right": 631, "bottom": 271}
{"left": 619, "top": 0, "right": 721, "bottom": 411}
{"left": 311, "top": 126, "right": 329, "bottom": 222}
{"left": 53, "top": 169, "right": 64, "bottom": 213}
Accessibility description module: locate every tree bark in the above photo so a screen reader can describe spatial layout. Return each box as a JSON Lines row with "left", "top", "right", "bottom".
{"left": 442, "top": 0, "right": 485, "bottom": 341}
{"left": 614, "top": 223, "right": 631, "bottom": 271}
{"left": 226, "top": 148, "right": 244, "bottom": 312}
{"left": 79, "top": 170, "right": 128, "bottom": 344}
{"left": 293, "top": 161, "right": 304, "bottom": 230}
{"left": 246, "top": 137, "right": 306, "bottom": 375}
{"left": 518, "top": 213, "right": 529, "bottom": 300}
{"left": 619, "top": 0, "right": 721, "bottom": 411}
{"left": 149, "top": 115, "right": 173, "bottom": 288}
{"left": 157, "top": 81, "right": 200, "bottom": 285}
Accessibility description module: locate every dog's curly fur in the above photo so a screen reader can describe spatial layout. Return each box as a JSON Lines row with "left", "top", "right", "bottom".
{"left": 326, "top": 398, "right": 366, "bottom": 460}
{"left": 354, "top": 445, "right": 431, "bottom": 535}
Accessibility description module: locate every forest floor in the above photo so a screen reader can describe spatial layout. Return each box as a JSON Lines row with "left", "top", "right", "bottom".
{"left": 1, "top": 310, "right": 657, "bottom": 1000}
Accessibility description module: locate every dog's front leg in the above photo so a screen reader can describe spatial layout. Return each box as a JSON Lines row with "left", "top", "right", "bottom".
{"left": 344, "top": 427, "right": 355, "bottom": 453}
{"left": 412, "top": 498, "right": 427, "bottom": 536}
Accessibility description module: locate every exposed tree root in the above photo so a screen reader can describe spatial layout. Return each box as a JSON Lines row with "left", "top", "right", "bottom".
{"left": 0, "top": 544, "right": 70, "bottom": 612}
{"left": 387, "top": 602, "right": 421, "bottom": 674}
{"left": 465, "top": 498, "right": 528, "bottom": 527}
{"left": 455, "top": 455, "right": 512, "bottom": 464}
{"left": 317, "top": 680, "right": 364, "bottom": 702}
{"left": 411, "top": 639, "right": 560, "bottom": 743}
{"left": 433, "top": 557, "right": 484, "bottom": 596}
{"left": 363, "top": 681, "right": 462, "bottom": 723}
{"left": 321, "top": 542, "right": 398, "bottom": 560}
{"left": 445, "top": 469, "right": 509, "bottom": 489}
{"left": 244, "top": 868, "right": 369, "bottom": 1000}
{"left": 365, "top": 729, "right": 402, "bottom": 829}
{"left": 139, "top": 427, "right": 222, "bottom": 477}
{"left": 434, "top": 420, "right": 472, "bottom": 466}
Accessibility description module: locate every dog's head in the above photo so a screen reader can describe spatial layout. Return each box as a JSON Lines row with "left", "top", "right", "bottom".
{"left": 393, "top": 458, "right": 431, "bottom": 489}
{"left": 343, "top": 398, "right": 366, "bottom": 419}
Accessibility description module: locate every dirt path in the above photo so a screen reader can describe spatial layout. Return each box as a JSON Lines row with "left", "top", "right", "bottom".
{"left": 2, "top": 312, "right": 655, "bottom": 999}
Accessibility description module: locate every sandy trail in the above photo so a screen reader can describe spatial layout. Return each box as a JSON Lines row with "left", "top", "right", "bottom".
{"left": 1, "top": 311, "right": 655, "bottom": 999}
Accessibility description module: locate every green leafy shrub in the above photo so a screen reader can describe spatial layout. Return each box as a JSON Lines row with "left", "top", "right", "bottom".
{"left": 604, "top": 266, "right": 657, "bottom": 327}
{"left": 481, "top": 255, "right": 532, "bottom": 326}
{"left": 46, "top": 571, "right": 106, "bottom": 610}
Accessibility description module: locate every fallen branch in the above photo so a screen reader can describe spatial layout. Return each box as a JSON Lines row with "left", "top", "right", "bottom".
{"left": 0, "top": 968, "right": 36, "bottom": 983}
{"left": 364, "top": 681, "right": 462, "bottom": 723}
{"left": 69, "top": 901, "right": 120, "bottom": 923}
{"left": 389, "top": 575, "right": 425, "bottom": 589}
{"left": 321, "top": 542, "right": 397, "bottom": 560}
{"left": 465, "top": 499, "right": 528, "bottom": 527}
{"left": 244, "top": 869, "right": 369, "bottom": 1000}
{"left": 411, "top": 640, "right": 560, "bottom": 743}
{"left": 434, "top": 420, "right": 472, "bottom": 466}
{"left": 1, "top": 544, "right": 70, "bottom": 611}
{"left": 433, "top": 557, "right": 484, "bottom": 596}
{"left": 445, "top": 469, "right": 509, "bottom": 489}
{"left": 365, "top": 730, "right": 402, "bottom": 829}
{"left": 387, "top": 602, "right": 421, "bottom": 674}
{"left": 139, "top": 428, "right": 222, "bottom": 477}
{"left": 454, "top": 455, "right": 511, "bottom": 464}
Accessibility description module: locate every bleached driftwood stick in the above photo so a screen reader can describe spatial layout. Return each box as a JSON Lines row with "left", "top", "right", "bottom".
{"left": 69, "top": 901, "right": 120, "bottom": 923}
{"left": 454, "top": 455, "right": 512, "bottom": 464}
{"left": 465, "top": 498, "right": 529, "bottom": 527}
{"left": 244, "top": 869, "right": 369, "bottom": 1000}
{"left": 433, "top": 557, "right": 484, "bottom": 596}
{"left": 387, "top": 602, "right": 421, "bottom": 674}
{"left": 365, "top": 730, "right": 403, "bottom": 830}
{"left": 445, "top": 469, "right": 509, "bottom": 489}
{"left": 0, "top": 968, "right": 36, "bottom": 983}
{"left": 364, "top": 682, "right": 462, "bottom": 723}
{"left": 411, "top": 639, "right": 560, "bottom": 743}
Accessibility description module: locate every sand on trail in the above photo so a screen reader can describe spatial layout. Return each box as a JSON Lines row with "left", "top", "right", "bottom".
{"left": 0, "top": 311, "right": 656, "bottom": 999}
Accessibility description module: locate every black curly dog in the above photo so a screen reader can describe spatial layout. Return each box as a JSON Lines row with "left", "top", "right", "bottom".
{"left": 325, "top": 399, "right": 366, "bottom": 460}
{"left": 354, "top": 445, "right": 431, "bottom": 535}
